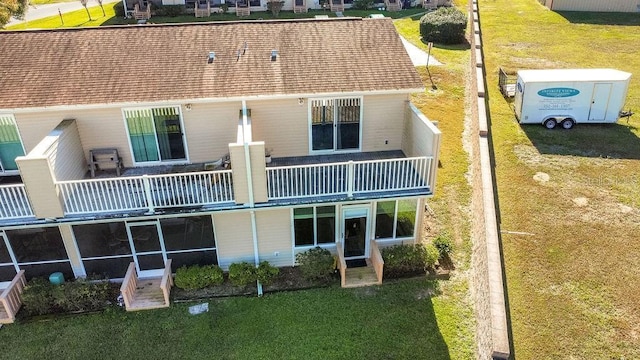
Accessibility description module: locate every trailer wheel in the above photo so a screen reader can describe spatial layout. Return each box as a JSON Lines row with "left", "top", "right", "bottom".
{"left": 561, "top": 119, "right": 574, "bottom": 130}
{"left": 544, "top": 118, "right": 557, "bottom": 129}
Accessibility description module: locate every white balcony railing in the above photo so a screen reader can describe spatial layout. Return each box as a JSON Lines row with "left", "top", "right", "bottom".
{"left": 266, "top": 157, "right": 432, "bottom": 200}
{"left": 57, "top": 170, "right": 234, "bottom": 215}
{"left": 0, "top": 184, "right": 34, "bottom": 219}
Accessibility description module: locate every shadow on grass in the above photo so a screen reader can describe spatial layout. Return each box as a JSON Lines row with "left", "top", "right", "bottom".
{"left": 521, "top": 122, "right": 640, "bottom": 160}
{"left": 556, "top": 11, "right": 640, "bottom": 26}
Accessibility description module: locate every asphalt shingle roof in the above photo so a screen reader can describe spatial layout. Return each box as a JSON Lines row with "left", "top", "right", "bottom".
{"left": 0, "top": 18, "right": 423, "bottom": 110}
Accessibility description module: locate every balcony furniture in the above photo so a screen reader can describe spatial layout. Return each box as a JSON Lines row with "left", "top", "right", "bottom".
{"left": 194, "top": 0, "right": 211, "bottom": 17}
{"left": 89, "top": 148, "right": 122, "bottom": 178}
{"left": 133, "top": 1, "right": 151, "bottom": 20}
{"left": 385, "top": 0, "right": 402, "bottom": 11}
{"left": 329, "top": 0, "right": 344, "bottom": 12}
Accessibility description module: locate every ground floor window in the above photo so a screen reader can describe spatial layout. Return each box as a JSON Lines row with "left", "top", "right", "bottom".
{"left": 2, "top": 227, "right": 73, "bottom": 280}
{"left": 293, "top": 206, "right": 336, "bottom": 247}
{"left": 73, "top": 215, "right": 217, "bottom": 278}
{"left": 374, "top": 199, "right": 418, "bottom": 240}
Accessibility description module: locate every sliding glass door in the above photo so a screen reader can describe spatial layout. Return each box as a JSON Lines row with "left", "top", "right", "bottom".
{"left": 310, "top": 98, "right": 361, "bottom": 153}
{"left": 124, "top": 107, "right": 187, "bottom": 164}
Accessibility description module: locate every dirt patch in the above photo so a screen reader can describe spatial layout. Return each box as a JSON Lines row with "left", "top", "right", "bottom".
{"left": 533, "top": 172, "right": 550, "bottom": 183}
{"left": 514, "top": 144, "right": 580, "bottom": 169}
{"left": 572, "top": 197, "right": 589, "bottom": 207}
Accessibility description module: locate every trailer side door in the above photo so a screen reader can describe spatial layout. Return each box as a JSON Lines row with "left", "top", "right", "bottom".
{"left": 588, "top": 83, "right": 612, "bottom": 121}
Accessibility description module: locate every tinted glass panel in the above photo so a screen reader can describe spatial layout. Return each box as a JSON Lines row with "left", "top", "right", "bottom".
{"left": 74, "top": 222, "right": 131, "bottom": 257}
{"left": 0, "top": 265, "right": 17, "bottom": 282}
{"left": 161, "top": 216, "right": 215, "bottom": 251}
{"left": 396, "top": 199, "right": 417, "bottom": 238}
{"left": 168, "top": 250, "right": 217, "bottom": 271}
{"left": 375, "top": 201, "right": 395, "bottom": 239}
{"left": 0, "top": 236, "right": 12, "bottom": 263}
{"left": 83, "top": 257, "right": 134, "bottom": 279}
{"left": 316, "top": 206, "right": 335, "bottom": 244}
{"left": 137, "top": 254, "right": 165, "bottom": 271}
{"left": 21, "top": 262, "right": 73, "bottom": 281}
{"left": 129, "top": 224, "right": 161, "bottom": 253}
{"left": 6, "top": 227, "right": 68, "bottom": 262}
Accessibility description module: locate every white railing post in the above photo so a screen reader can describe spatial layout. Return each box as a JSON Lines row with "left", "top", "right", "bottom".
{"left": 347, "top": 160, "right": 354, "bottom": 198}
{"left": 142, "top": 175, "right": 155, "bottom": 214}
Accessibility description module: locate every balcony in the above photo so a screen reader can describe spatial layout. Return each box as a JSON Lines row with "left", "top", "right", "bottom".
{"left": 266, "top": 151, "right": 433, "bottom": 203}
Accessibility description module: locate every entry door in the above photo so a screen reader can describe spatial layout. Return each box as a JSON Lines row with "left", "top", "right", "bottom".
{"left": 588, "top": 83, "right": 612, "bottom": 121}
{"left": 310, "top": 98, "right": 361, "bottom": 153}
{"left": 342, "top": 207, "right": 369, "bottom": 260}
{"left": 0, "top": 233, "right": 18, "bottom": 288}
{"left": 126, "top": 221, "right": 167, "bottom": 278}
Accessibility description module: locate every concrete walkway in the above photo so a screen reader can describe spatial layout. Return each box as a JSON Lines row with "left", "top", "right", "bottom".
{"left": 6, "top": 0, "right": 121, "bottom": 27}
{"left": 400, "top": 36, "right": 442, "bottom": 66}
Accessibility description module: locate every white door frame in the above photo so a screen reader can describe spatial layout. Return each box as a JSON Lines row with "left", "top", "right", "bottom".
{"left": 125, "top": 220, "right": 167, "bottom": 278}
{"left": 341, "top": 205, "right": 370, "bottom": 260}
{"left": 0, "top": 232, "right": 19, "bottom": 288}
{"left": 308, "top": 97, "right": 363, "bottom": 154}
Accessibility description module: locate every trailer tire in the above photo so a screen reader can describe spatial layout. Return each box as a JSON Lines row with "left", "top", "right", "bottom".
{"left": 544, "top": 118, "right": 557, "bottom": 129}
{"left": 561, "top": 119, "right": 574, "bottom": 130}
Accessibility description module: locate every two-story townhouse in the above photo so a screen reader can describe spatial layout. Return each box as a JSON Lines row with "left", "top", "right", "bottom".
{"left": 0, "top": 18, "right": 440, "bottom": 293}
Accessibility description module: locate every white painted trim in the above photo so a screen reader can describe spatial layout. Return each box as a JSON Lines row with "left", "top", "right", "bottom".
{"left": 341, "top": 204, "right": 371, "bottom": 260}
{"left": 0, "top": 232, "right": 19, "bottom": 276}
{"left": 67, "top": 225, "right": 87, "bottom": 278}
{"left": 126, "top": 220, "right": 167, "bottom": 277}
{"left": 2, "top": 89, "right": 424, "bottom": 114}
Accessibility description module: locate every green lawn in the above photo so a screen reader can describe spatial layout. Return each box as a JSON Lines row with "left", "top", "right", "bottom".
{"left": 0, "top": 279, "right": 472, "bottom": 359}
{"left": 479, "top": 0, "right": 640, "bottom": 358}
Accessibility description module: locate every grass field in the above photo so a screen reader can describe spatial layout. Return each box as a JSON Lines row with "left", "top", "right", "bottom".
{"left": 0, "top": 279, "right": 475, "bottom": 360}
{"left": 479, "top": 0, "right": 640, "bottom": 358}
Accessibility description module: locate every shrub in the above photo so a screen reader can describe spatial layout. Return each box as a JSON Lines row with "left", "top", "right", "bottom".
{"left": 256, "top": 261, "right": 280, "bottom": 285}
{"left": 22, "top": 277, "right": 114, "bottom": 316}
{"left": 419, "top": 7, "right": 467, "bottom": 45}
{"left": 295, "top": 247, "right": 334, "bottom": 281}
{"left": 155, "top": 5, "right": 185, "bottom": 17}
{"left": 266, "top": 0, "right": 284, "bottom": 17}
{"left": 220, "top": 3, "right": 229, "bottom": 13}
{"left": 174, "top": 265, "right": 224, "bottom": 290}
{"left": 21, "top": 278, "right": 54, "bottom": 316}
{"left": 228, "top": 262, "right": 257, "bottom": 287}
{"left": 114, "top": 1, "right": 125, "bottom": 17}
{"left": 353, "top": 0, "right": 374, "bottom": 10}
{"left": 424, "top": 244, "right": 440, "bottom": 269}
{"left": 433, "top": 233, "right": 453, "bottom": 258}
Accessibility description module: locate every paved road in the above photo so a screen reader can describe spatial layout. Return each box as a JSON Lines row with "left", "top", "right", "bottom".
{"left": 7, "top": 0, "right": 121, "bottom": 27}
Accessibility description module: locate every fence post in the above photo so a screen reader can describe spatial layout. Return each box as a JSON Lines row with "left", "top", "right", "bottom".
{"left": 142, "top": 175, "right": 155, "bottom": 214}
{"left": 347, "top": 161, "right": 354, "bottom": 198}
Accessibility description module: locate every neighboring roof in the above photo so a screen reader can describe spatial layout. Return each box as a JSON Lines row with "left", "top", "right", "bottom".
{"left": 0, "top": 18, "right": 424, "bottom": 110}
{"left": 517, "top": 69, "right": 632, "bottom": 83}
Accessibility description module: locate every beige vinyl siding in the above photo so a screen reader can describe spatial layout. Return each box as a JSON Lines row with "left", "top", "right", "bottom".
{"left": 213, "top": 211, "right": 255, "bottom": 270}
{"left": 361, "top": 94, "right": 409, "bottom": 152}
{"left": 15, "top": 156, "right": 64, "bottom": 218}
{"left": 256, "top": 209, "right": 293, "bottom": 267}
{"left": 403, "top": 103, "right": 441, "bottom": 192}
{"left": 549, "top": 0, "right": 639, "bottom": 12}
{"left": 249, "top": 98, "right": 309, "bottom": 157}
{"left": 181, "top": 102, "right": 240, "bottom": 163}
{"left": 14, "top": 113, "right": 69, "bottom": 154}
{"left": 45, "top": 120, "right": 86, "bottom": 181}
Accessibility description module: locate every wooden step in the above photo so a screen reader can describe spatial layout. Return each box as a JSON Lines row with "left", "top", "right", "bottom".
{"left": 343, "top": 265, "right": 379, "bottom": 288}
{"left": 129, "top": 278, "right": 168, "bottom": 311}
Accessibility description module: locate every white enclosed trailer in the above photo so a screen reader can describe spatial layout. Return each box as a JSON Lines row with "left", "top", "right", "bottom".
{"left": 514, "top": 69, "right": 632, "bottom": 129}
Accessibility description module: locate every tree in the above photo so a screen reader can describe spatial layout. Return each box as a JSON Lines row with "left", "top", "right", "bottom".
{"left": 96, "top": 0, "right": 105, "bottom": 16}
{"left": 79, "top": 0, "right": 92, "bottom": 21}
{"left": 0, "top": 0, "right": 28, "bottom": 28}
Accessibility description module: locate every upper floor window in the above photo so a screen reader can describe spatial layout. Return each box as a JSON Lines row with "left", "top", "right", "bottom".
{"left": 123, "top": 107, "right": 187, "bottom": 165}
{"left": 310, "top": 97, "right": 361, "bottom": 153}
{"left": 0, "top": 114, "right": 25, "bottom": 172}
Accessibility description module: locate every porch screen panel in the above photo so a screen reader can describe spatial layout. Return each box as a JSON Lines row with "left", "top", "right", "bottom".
{"left": 336, "top": 98, "right": 360, "bottom": 150}
{"left": 0, "top": 115, "right": 25, "bottom": 171}
{"left": 0, "top": 237, "right": 17, "bottom": 282}
{"left": 152, "top": 107, "right": 185, "bottom": 161}
{"left": 124, "top": 109, "right": 159, "bottom": 162}
{"left": 311, "top": 99, "right": 334, "bottom": 151}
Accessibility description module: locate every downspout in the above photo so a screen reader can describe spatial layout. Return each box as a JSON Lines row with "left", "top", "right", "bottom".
{"left": 241, "top": 100, "right": 263, "bottom": 296}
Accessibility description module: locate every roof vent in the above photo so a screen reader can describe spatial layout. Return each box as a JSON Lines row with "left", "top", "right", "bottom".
{"left": 271, "top": 49, "right": 278, "bottom": 62}
{"left": 243, "top": 41, "right": 248, "bottom": 55}
{"left": 208, "top": 51, "right": 215, "bottom": 63}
